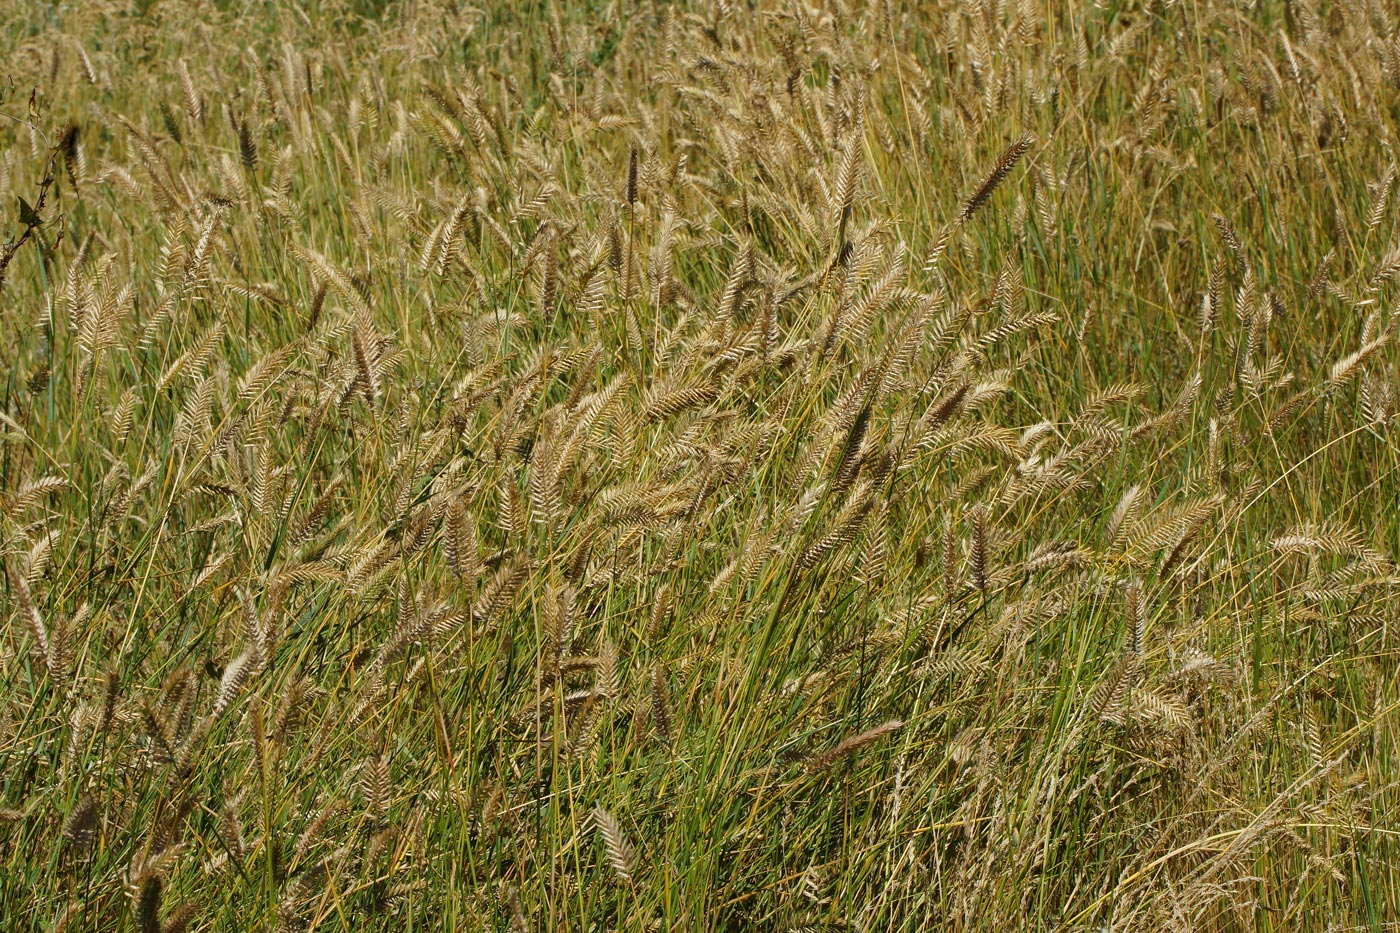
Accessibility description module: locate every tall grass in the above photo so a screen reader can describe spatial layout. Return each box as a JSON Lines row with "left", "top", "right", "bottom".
{"left": 1, "top": 0, "right": 1398, "bottom": 929}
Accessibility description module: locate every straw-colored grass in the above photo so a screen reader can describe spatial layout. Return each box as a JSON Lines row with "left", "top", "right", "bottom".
{"left": 1, "top": 1, "right": 1398, "bottom": 929}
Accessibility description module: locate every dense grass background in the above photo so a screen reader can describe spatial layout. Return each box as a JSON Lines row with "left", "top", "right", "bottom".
{"left": 1, "top": 0, "right": 1399, "bottom": 929}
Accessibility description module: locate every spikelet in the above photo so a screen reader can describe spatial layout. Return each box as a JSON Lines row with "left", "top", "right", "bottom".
{"left": 1307, "top": 250, "right": 1334, "bottom": 300}
{"left": 592, "top": 806, "right": 634, "bottom": 883}
{"left": 1159, "top": 518, "right": 1201, "bottom": 580}
{"left": 647, "top": 581, "right": 673, "bottom": 643}
{"left": 1089, "top": 655, "right": 1136, "bottom": 726}
{"left": 961, "top": 134, "right": 1033, "bottom": 221}
{"left": 651, "top": 663, "right": 674, "bottom": 744}
{"left": 1367, "top": 246, "right": 1400, "bottom": 293}
{"left": 62, "top": 795, "right": 99, "bottom": 851}
{"left": 473, "top": 556, "right": 529, "bottom": 626}
{"left": 506, "top": 885, "right": 530, "bottom": 933}
{"left": 968, "top": 504, "right": 988, "bottom": 594}
{"left": 1125, "top": 579, "right": 1146, "bottom": 658}
{"left": 3, "top": 475, "right": 68, "bottom": 517}
{"left": 534, "top": 227, "right": 559, "bottom": 320}
{"left": 830, "top": 403, "right": 871, "bottom": 495}
{"left": 1105, "top": 485, "right": 1143, "bottom": 549}
{"left": 805, "top": 720, "right": 904, "bottom": 771}
{"left": 135, "top": 874, "right": 161, "bottom": 933}
{"left": 942, "top": 515, "right": 958, "bottom": 599}
{"left": 110, "top": 388, "right": 138, "bottom": 449}
{"left": 1133, "top": 689, "right": 1192, "bottom": 731}
{"left": 833, "top": 126, "right": 863, "bottom": 240}
{"left": 1199, "top": 261, "right": 1223, "bottom": 335}
{"left": 351, "top": 319, "right": 380, "bottom": 407}
{"left": 75, "top": 43, "right": 98, "bottom": 85}
{"left": 307, "top": 280, "right": 328, "bottom": 331}
{"left": 1369, "top": 164, "right": 1396, "bottom": 230}
{"left": 9, "top": 567, "right": 61, "bottom": 683}
{"left": 650, "top": 203, "right": 677, "bottom": 309}
{"left": 624, "top": 144, "right": 638, "bottom": 206}
{"left": 797, "top": 483, "right": 875, "bottom": 568}
{"left": 362, "top": 755, "right": 390, "bottom": 827}
{"left": 238, "top": 345, "right": 296, "bottom": 403}
{"left": 1271, "top": 522, "right": 1366, "bottom": 558}
{"left": 178, "top": 59, "right": 202, "bottom": 125}
{"left": 1213, "top": 213, "right": 1243, "bottom": 264}
{"left": 528, "top": 431, "right": 561, "bottom": 529}
{"left": 237, "top": 117, "right": 258, "bottom": 170}
{"left": 159, "top": 100, "right": 182, "bottom": 142}
{"left": 1327, "top": 337, "right": 1389, "bottom": 389}
{"left": 596, "top": 640, "right": 619, "bottom": 700}
{"left": 212, "top": 650, "right": 254, "bottom": 720}
{"left": 497, "top": 473, "right": 527, "bottom": 541}
{"left": 444, "top": 498, "right": 479, "bottom": 579}
{"left": 162, "top": 904, "right": 194, "bottom": 933}
{"left": 544, "top": 583, "right": 576, "bottom": 661}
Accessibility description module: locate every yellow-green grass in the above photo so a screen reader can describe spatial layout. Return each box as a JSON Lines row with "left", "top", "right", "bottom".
{"left": 1, "top": 1, "right": 1398, "bottom": 929}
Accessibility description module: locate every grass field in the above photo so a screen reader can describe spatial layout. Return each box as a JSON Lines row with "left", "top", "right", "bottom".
{"left": 2, "top": 0, "right": 1399, "bottom": 929}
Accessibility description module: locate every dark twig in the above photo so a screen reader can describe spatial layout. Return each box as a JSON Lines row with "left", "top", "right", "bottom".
{"left": 0, "top": 106, "right": 62, "bottom": 291}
